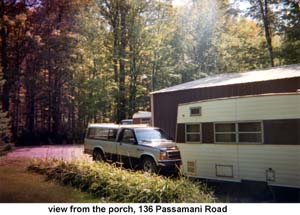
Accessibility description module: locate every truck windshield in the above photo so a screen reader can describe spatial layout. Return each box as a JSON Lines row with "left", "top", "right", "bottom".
{"left": 135, "top": 128, "right": 168, "bottom": 143}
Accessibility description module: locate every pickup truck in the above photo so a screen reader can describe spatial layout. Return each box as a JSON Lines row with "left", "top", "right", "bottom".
{"left": 84, "top": 123, "right": 181, "bottom": 173}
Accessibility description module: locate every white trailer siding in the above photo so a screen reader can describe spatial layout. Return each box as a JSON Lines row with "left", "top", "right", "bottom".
{"left": 178, "top": 144, "right": 300, "bottom": 188}
{"left": 177, "top": 93, "right": 300, "bottom": 188}
{"left": 237, "top": 145, "right": 300, "bottom": 188}
{"left": 177, "top": 93, "right": 300, "bottom": 123}
{"left": 178, "top": 144, "right": 240, "bottom": 182}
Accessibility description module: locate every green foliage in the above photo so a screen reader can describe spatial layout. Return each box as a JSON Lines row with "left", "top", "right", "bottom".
{"left": 215, "top": 17, "right": 270, "bottom": 72}
{"left": 0, "top": 66, "right": 13, "bottom": 148}
{"left": 280, "top": 0, "right": 300, "bottom": 64}
{"left": 175, "top": 1, "right": 219, "bottom": 78}
{"left": 28, "top": 159, "right": 215, "bottom": 203}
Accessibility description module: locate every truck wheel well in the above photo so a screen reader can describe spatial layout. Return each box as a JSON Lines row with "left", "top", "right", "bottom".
{"left": 93, "top": 148, "right": 103, "bottom": 154}
{"left": 93, "top": 148, "right": 105, "bottom": 160}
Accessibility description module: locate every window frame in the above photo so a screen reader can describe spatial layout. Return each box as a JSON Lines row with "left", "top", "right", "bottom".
{"left": 86, "top": 127, "right": 117, "bottom": 141}
{"left": 87, "top": 127, "right": 97, "bottom": 139}
{"left": 140, "top": 118, "right": 151, "bottom": 124}
{"left": 190, "top": 106, "right": 202, "bottom": 116}
{"left": 185, "top": 123, "right": 202, "bottom": 143}
{"left": 237, "top": 121, "right": 264, "bottom": 144}
{"left": 93, "top": 128, "right": 109, "bottom": 140}
{"left": 214, "top": 122, "right": 237, "bottom": 144}
{"left": 107, "top": 128, "right": 118, "bottom": 141}
{"left": 120, "top": 128, "right": 137, "bottom": 145}
{"left": 214, "top": 121, "right": 264, "bottom": 144}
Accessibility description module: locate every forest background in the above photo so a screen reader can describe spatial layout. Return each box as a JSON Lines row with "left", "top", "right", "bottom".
{"left": 0, "top": 0, "right": 299, "bottom": 145}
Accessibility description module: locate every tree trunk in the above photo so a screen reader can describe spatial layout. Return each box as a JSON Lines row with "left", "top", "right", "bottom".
{"left": 48, "top": 65, "right": 52, "bottom": 134}
{"left": 128, "top": 44, "right": 137, "bottom": 117}
{"left": 52, "top": 78, "right": 62, "bottom": 139}
{"left": 112, "top": 21, "right": 119, "bottom": 83}
{"left": 117, "top": 4, "right": 128, "bottom": 122}
{"left": 258, "top": 0, "right": 274, "bottom": 67}
{"left": 26, "top": 90, "right": 35, "bottom": 134}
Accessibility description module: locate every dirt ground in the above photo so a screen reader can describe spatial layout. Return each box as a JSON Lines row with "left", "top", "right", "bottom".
{"left": 0, "top": 145, "right": 99, "bottom": 203}
{"left": 6, "top": 145, "right": 89, "bottom": 160}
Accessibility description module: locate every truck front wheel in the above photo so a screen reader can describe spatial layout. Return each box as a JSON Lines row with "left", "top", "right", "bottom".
{"left": 93, "top": 149, "right": 105, "bottom": 162}
{"left": 142, "top": 157, "right": 157, "bottom": 173}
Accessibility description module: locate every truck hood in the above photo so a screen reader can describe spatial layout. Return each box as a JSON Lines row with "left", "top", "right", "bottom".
{"left": 138, "top": 139, "right": 177, "bottom": 149}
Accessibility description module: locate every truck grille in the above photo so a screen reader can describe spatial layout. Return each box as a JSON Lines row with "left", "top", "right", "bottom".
{"left": 167, "top": 151, "right": 181, "bottom": 160}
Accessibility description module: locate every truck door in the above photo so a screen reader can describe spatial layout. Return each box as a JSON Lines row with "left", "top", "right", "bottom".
{"left": 105, "top": 128, "right": 118, "bottom": 162}
{"left": 117, "top": 128, "right": 140, "bottom": 168}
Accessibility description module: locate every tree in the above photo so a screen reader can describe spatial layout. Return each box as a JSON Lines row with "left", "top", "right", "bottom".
{"left": 214, "top": 7, "right": 270, "bottom": 72}
{"left": 96, "top": 0, "right": 131, "bottom": 122}
{"left": 0, "top": 0, "right": 34, "bottom": 112}
{"left": 0, "top": 66, "right": 13, "bottom": 148}
{"left": 280, "top": 0, "right": 300, "bottom": 64}
{"left": 181, "top": 0, "right": 220, "bottom": 77}
{"left": 241, "top": 0, "right": 280, "bottom": 67}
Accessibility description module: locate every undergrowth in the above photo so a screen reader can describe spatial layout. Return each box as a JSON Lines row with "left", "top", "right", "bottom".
{"left": 27, "top": 159, "right": 215, "bottom": 203}
{"left": 0, "top": 143, "right": 14, "bottom": 156}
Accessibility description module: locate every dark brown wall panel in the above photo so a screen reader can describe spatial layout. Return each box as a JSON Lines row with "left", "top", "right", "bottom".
{"left": 176, "top": 123, "right": 186, "bottom": 143}
{"left": 153, "top": 77, "right": 300, "bottom": 139}
{"left": 202, "top": 123, "right": 214, "bottom": 143}
{"left": 263, "top": 119, "right": 300, "bottom": 145}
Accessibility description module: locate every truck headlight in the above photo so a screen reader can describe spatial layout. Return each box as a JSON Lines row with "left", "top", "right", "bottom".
{"left": 159, "top": 152, "right": 168, "bottom": 160}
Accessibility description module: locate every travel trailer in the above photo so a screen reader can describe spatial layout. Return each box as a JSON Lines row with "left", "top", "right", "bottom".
{"left": 133, "top": 111, "right": 152, "bottom": 125}
{"left": 176, "top": 93, "right": 300, "bottom": 188}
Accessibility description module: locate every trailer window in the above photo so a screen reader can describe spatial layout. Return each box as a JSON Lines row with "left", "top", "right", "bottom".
{"left": 214, "top": 122, "right": 263, "bottom": 143}
{"left": 215, "top": 123, "right": 235, "bottom": 132}
{"left": 141, "top": 118, "right": 151, "bottom": 124}
{"left": 215, "top": 123, "right": 236, "bottom": 143}
{"left": 238, "top": 122, "right": 262, "bottom": 143}
{"left": 186, "top": 124, "right": 201, "bottom": 142}
{"left": 190, "top": 107, "right": 201, "bottom": 116}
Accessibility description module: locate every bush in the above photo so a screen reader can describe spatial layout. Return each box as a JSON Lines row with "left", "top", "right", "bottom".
{"left": 28, "top": 159, "right": 215, "bottom": 203}
{"left": 0, "top": 143, "right": 14, "bottom": 156}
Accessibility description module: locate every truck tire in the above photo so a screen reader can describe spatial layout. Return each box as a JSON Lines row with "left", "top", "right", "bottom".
{"left": 93, "top": 149, "right": 105, "bottom": 162}
{"left": 142, "top": 157, "right": 157, "bottom": 173}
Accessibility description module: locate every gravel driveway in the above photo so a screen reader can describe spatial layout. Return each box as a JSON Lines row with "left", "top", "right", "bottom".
{"left": 6, "top": 145, "right": 90, "bottom": 160}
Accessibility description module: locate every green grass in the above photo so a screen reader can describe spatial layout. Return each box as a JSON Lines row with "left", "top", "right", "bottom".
{"left": 0, "top": 158, "right": 99, "bottom": 203}
{"left": 28, "top": 159, "right": 215, "bottom": 203}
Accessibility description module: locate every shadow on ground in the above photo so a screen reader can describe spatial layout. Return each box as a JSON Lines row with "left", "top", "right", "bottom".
{"left": 202, "top": 180, "right": 300, "bottom": 203}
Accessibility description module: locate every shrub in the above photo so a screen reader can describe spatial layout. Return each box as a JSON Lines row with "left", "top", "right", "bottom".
{"left": 28, "top": 159, "right": 215, "bottom": 203}
{"left": 0, "top": 143, "right": 14, "bottom": 156}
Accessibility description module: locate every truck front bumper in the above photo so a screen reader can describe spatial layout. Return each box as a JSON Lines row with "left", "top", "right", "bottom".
{"left": 158, "top": 159, "right": 182, "bottom": 173}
